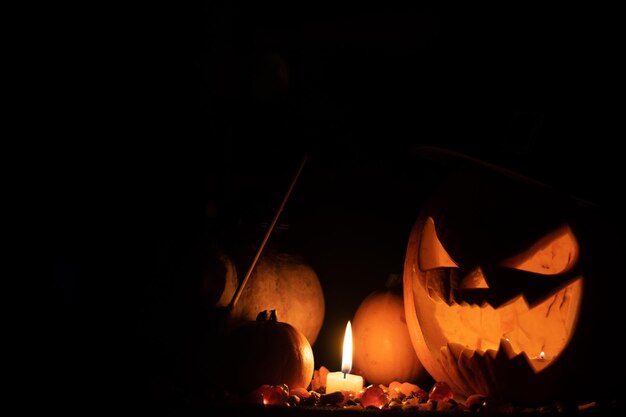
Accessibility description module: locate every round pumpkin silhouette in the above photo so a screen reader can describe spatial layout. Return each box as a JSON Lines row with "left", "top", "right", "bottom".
{"left": 404, "top": 151, "right": 623, "bottom": 406}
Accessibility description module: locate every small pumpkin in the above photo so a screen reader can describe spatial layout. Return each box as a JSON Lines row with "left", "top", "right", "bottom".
{"left": 224, "top": 309, "right": 315, "bottom": 395}
{"left": 352, "top": 274, "right": 427, "bottom": 385}
{"left": 210, "top": 250, "right": 325, "bottom": 345}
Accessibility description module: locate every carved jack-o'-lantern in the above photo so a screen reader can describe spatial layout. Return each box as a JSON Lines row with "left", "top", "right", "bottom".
{"left": 404, "top": 158, "right": 622, "bottom": 405}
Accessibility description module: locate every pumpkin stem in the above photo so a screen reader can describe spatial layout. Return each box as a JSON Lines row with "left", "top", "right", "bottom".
{"left": 385, "top": 273, "right": 402, "bottom": 288}
{"left": 256, "top": 309, "right": 278, "bottom": 322}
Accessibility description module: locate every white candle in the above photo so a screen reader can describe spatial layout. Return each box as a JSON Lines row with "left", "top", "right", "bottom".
{"left": 326, "top": 371, "right": 364, "bottom": 394}
{"left": 325, "top": 321, "right": 364, "bottom": 394}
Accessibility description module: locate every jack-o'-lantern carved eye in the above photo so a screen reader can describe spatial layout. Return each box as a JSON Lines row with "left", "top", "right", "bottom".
{"left": 500, "top": 224, "right": 579, "bottom": 275}
{"left": 419, "top": 217, "right": 458, "bottom": 271}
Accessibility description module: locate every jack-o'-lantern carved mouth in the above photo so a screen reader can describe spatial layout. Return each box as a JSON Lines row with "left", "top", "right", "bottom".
{"left": 413, "top": 217, "right": 583, "bottom": 382}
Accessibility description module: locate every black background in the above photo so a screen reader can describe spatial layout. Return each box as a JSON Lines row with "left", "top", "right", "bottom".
{"left": 43, "top": 3, "right": 623, "bottom": 412}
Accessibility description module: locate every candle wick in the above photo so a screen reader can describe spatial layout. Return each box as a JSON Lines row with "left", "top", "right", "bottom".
{"left": 343, "top": 371, "right": 347, "bottom": 379}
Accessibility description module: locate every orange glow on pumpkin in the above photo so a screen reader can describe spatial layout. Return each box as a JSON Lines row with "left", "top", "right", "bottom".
{"left": 352, "top": 275, "right": 427, "bottom": 385}
{"left": 405, "top": 216, "right": 583, "bottom": 400}
{"left": 501, "top": 224, "right": 579, "bottom": 275}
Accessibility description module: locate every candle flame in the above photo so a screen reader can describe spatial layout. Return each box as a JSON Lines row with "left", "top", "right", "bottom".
{"left": 539, "top": 351, "right": 545, "bottom": 360}
{"left": 341, "top": 321, "right": 353, "bottom": 374}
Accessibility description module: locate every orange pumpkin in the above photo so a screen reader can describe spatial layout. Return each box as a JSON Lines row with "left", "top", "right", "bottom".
{"left": 224, "top": 310, "right": 315, "bottom": 394}
{"left": 403, "top": 158, "right": 623, "bottom": 405}
{"left": 209, "top": 250, "right": 325, "bottom": 345}
{"left": 352, "top": 274, "right": 427, "bottom": 385}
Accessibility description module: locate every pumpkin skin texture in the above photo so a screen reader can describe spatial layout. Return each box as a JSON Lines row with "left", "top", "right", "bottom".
{"left": 216, "top": 251, "right": 325, "bottom": 345}
{"left": 404, "top": 163, "right": 622, "bottom": 406}
{"left": 352, "top": 276, "right": 427, "bottom": 385}
{"left": 225, "top": 310, "right": 315, "bottom": 395}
